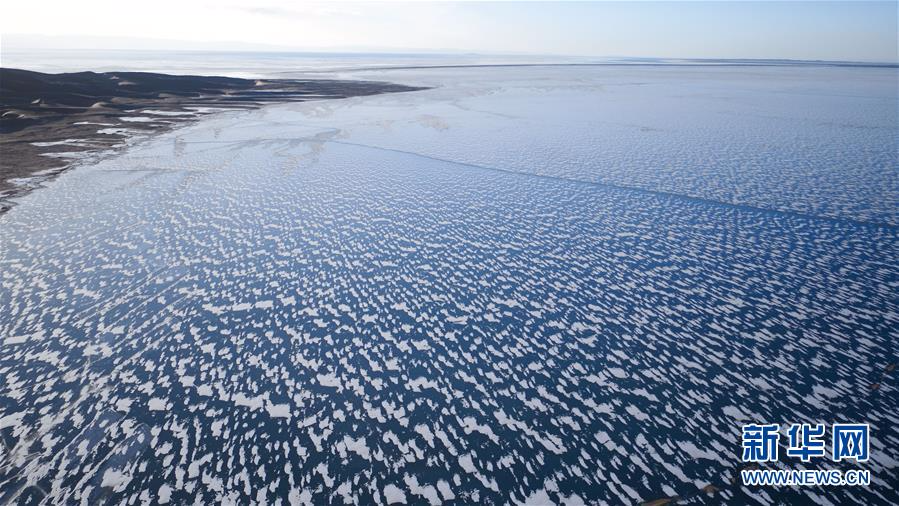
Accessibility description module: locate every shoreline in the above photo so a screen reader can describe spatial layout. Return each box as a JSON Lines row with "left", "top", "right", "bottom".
{"left": 0, "top": 68, "right": 427, "bottom": 213}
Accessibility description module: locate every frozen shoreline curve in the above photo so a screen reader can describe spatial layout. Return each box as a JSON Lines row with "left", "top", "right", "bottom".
{"left": 0, "top": 68, "right": 427, "bottom": 212}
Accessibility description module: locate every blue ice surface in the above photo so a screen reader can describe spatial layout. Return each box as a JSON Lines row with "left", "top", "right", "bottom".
{"left": 0, "top": 64, "right": 897, "bottom": 504}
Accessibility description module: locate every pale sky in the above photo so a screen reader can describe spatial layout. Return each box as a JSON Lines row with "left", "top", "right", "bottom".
{"left": 2, "top": 1, "right": 897, "bottom": 62}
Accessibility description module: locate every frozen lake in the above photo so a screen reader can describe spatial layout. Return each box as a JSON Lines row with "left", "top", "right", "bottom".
{"left": 1, "top": 63, "right": 897, "bottom": 504}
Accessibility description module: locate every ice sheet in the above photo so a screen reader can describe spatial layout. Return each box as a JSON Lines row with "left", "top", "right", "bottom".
{"left": 0, "top": 64, "right": 896, "bottom": 505}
